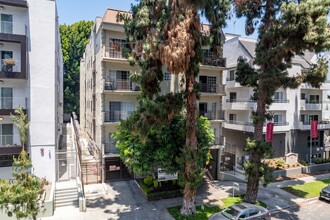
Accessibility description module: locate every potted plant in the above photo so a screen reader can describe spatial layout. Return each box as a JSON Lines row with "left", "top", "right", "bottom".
{"left": 3, "top": 58, "right": 16, "bottom": 77}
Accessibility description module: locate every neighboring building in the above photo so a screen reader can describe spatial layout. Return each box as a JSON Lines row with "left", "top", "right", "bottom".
{"left": 0, "top": 0, "right": 63, "bottom": 182}
{"left": 222, "top": 34, "right": 330, "bottom": 168}
{"left": 80, "top": 8, "right": 226, "bottom": 182}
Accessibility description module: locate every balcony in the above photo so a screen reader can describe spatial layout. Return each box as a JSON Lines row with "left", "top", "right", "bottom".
{"left": 103, "top": 46, "right": 130, "bottom": 60}
{"left": 201, "top": 57, "right": 226, "bottom": 68}
{"left": 224, "top": 120, "right": 290, "bottom": 132}
{"left": 0, "top": 21, "right": 26, "bottom": 36}
{"left": 103, "top": 111, "right": 133, "bottom": 123}
{"left": 300, "top": 100, "right": 322, "bottom": 111}
{"left": 0, "top": 97, "right": 27, "bottom": 115}
{"left": 104, "top": 80, "right": 141, "bottom": 92}
{"left": 199, "top": 110, "right": 225, "bottom": 121}
{"left": 0, "top": 134, "right": 22, "bottom": 155}
{"left": 225, "top": 99, "right": 256, "bottom": 110}
{"left": 298, "top": 121, "right": 330, "bottom": 130}
{"left": 0, "top": 59, "right": 25, "bottom": 79}
{"left": 200, "top": 84, "right": 225, "bottom": 94}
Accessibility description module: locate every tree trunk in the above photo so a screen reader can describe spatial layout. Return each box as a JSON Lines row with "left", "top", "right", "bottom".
{"left": 244, "top": 84, "right": 267, "bottom": 203}
{"left": 180, "top": 74, "right": 198, "bottom": 215}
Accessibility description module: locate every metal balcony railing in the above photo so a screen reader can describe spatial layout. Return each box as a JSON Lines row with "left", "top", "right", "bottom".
{"left": 305, "top": 100, "right": 322, "bottom": 104}
{"left": 272, "top": 99, "right": 290, "bottom": 103}
{"left": 226, "top": 98, "right": 254, "bottom": 103}
{"left": 199, "top": 110, "right": 225, "bottom": 120}
{"left": 227, "top": 120, "right": 254, "bottom": 126}
{"left": 0, "top": 21, "right": 26, "bottom": 35}
{"left": 103, "top": 46, "right": 130, "bottom": 59}
{"left": 104, "top": 111, "right": 133, "bottom": 122}
{"left": 200, "top": 84, "right": 225, "bottom": 94}
{"left": 104, "top": 80, "right": 141, "bottom": 91}
{"left": 201, "top": 57, "right": 226, "bottom": 67}
{"left": 0, "top": 97, "right": 27, "bottom": 109}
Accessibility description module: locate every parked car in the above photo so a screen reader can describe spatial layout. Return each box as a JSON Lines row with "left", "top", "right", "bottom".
{"left": 320, "top": 184, "right": 330, "bottom": 201}
{"left": 209, "top": 202, "right": 271, "bottom": 220}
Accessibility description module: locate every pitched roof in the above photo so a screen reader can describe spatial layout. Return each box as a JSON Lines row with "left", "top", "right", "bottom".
{"left": 102, "top": 8, "right": 131, "bottom": 25}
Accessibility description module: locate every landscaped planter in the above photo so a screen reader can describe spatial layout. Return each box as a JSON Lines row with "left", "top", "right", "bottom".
{"left": 137, "top": 179, "right": 183, "bottom": 201}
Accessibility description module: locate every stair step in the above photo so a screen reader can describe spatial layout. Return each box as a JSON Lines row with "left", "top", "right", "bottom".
{"left": 55, "top": 194, "right": 78, "bottom": 200}
{"left": 55, "top": 196, "right": 78, "bottom": 203}
{"left": 55, "top": 187, "right": 77, "bottom": 192}
{"left": 55, "top": 201, "right": 79, "bottom": 208}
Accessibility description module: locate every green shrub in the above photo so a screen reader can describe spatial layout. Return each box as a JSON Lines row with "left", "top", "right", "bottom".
{"left": 143, "top": 176, "right": 153, "bottom": 186}
{"left": 153, "top": 180, "right": 159, "bottom": 188}
{"left": 140, "top": 181, "right": 152, "bottom": 194}
{"left": 146, "top": 189, "right": 183, "bottom": 201}
{"left": 276, "top": 159, "right": 284, "bottom": 167}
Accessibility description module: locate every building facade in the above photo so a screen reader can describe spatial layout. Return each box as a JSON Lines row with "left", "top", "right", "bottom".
{"left": 222, "top": 34, "right": 330, "bottom": 168}
{"left": 80, "top": 8, "right": 226, "bottom": 182}
{"left": 0, "top": 0, "right": 63, "bottom": 182}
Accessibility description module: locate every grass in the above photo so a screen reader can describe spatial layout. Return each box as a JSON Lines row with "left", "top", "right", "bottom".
{"left": 168, "top": 205, "right": 221, "bottom": 220}
{"left": 282, "top": 179, "right": 330, "bottom": 199}
{"left": 168, "top": 195, "right": 267, "bottom": 220}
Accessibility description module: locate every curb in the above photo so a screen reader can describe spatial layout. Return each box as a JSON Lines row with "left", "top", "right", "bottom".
{"left": 269, "top": 197, "right": 320, "bottom": 213}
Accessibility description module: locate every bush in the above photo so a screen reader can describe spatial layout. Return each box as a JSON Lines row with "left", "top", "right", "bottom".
{"left": 139, "top": 179, "right": 183, "bottom": 201}
{"left": 153, "top": 180, "right": 159, "bottom": 188}
{"left": 143, "top": 176, "right": 153, "bottom": 186}
{"left": 146, "top": 189, "right": 183, "bottom": 201}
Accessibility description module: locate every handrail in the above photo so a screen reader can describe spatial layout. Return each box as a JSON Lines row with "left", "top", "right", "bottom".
{"left": 71, "top": 112, "right": 85, "bottom": 197}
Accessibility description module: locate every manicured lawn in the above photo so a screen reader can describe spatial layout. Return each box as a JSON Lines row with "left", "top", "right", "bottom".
{"left": 168, "top": 205, "right": 221, "bottom": 220}
{"left": 168, "top": 196, "right": 267, "bottom": 220}
{"left": 282, "top": 179, "right": 330, "bottom": 199}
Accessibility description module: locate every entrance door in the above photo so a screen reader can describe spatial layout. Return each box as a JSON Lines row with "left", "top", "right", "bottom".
{"left": 206, "top": 149, "right": 219, "bottom": 179}
{"left": 1, "top": 14, "right": 13, "bottom": 34}
{"left": 1, "top": 87, "right": 13, "bottom": 109}
{"left": 109, "top": 101, "right": 121, "bottom": 122}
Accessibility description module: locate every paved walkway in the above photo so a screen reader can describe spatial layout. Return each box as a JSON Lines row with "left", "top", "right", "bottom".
{"left": 43, "top": 173, "right": 330, "bottom": 220}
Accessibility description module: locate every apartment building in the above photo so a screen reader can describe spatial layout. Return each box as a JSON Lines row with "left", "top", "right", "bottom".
{"left": 222, "top": 34, "right": 330, "bottom": 169}
{"left": 80, "top": 8, "right": 226, "bottom": 182}
{"left": 0, "top": 0, "right": 63, "bottom": 182}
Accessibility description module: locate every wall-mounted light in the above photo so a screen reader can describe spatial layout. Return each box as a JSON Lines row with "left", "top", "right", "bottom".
{"left": 0, "top": 6, "right": 5, "bottom": 10}
{"left": 0, "top": 117, "right": 4, "bottom": 121}
{"left": 0, "top": 80, "right": 3, "bottom": 83}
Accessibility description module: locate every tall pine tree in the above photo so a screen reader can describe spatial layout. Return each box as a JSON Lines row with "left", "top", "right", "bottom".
{"left": 118, "top": 0, "right": 230, "bottom": 215}
{"left": 232, "top": 0, "right": 330, "bottom": 203}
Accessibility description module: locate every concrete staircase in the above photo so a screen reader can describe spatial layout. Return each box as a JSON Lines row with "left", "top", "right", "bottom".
{"left": 55, "top": 181, "right": 79, "bottom": 208}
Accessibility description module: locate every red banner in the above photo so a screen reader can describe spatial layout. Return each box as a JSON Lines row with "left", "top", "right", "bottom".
{"left": 311, "top": 120, "right": 318, "bottom": 138}
{"left": 266, "top": 122, "right": 274, "bottom": 142}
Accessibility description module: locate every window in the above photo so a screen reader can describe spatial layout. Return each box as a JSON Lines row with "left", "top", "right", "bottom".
{"left": 109, "top": 101, "right": 133, "bottom": 122}
{"left": 108, "top": 38, "right": 126, "bottom": 58}
{"left": 1, "top": 14, "right": 13, "bottom": 34}
{"left": 309, "top": 95, "right": 320, "bottom": 104}
{"left": 307, "top": 135, "right": 319, "bottom": 148}
{"left": 229, "top": 70, "right": 235, "bottom": 81}
{"left": 199, "top": 76, "right": 217, "bottom": 93}
{"left": 229, "top": 114, "right": 236, "bottom": 123}
{"left": 301, "top": 93, "right": 305, "bottom": 100}
{"left": 0, "top": 124, "right": 13, "bottom": 145}
{"left": 105, "top": 133, "right": 117, "bottom": 154}
{"left": 0, "top": 87, "right": 12, "bottom": 109}
{"left": 229, "top": 93, "right": 237, "bottom": 102}
{"left": 274, "top": 114, "right": 282, "bottom": 125}
{"left": 164, "top": 72, "right": 172, "bottom": 81}
{"left": 274, "top": 92, "right": 283, "bottom": 102}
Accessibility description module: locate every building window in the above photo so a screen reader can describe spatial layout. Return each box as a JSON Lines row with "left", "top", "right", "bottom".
{"left": 273, "top": 114, "right": 282, "bottom": 125}
{"left": 274, "top": 92, "right": 283, "bottom": 102}
{"left": 301, "top": 93, "right": 305, "bottom": 100}
{"left": 307, "top": 136, "right": 320, "bottom": 147}
{"left": 164, "top": 72, "right": 171, "bottom": 81}
{"left": 109, "top": 38, "right": 126, "bottom": 58}
{"left": 229, "top": 114, "right": 236, "bottom": 123}
{"left": 0, "top": 124, "right": 13, "bottom": 145}
{"left": 309, "top": 95, "right": 320, "bottom": 104}
{"left": 228, "top": 70, "right": 235, "bottom": 81}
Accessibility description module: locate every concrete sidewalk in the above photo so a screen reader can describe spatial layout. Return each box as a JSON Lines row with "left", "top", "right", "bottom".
{"left": 43, "top": 173, "right": 330, "bottom": 219}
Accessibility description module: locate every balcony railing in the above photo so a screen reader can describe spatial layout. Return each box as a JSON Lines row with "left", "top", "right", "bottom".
{"left": 104, "top": 80, "right": 141, "bottom": 91}
{"left": 0, "top": 21, "right": 26, "bottom": 35}
{"left": 305, "top": 100, "right": 322, "bottom": 104}
{"left": 103, "top": 46, "right": 130, "bottom": 59}
{"left": 200, "top": 84, "right": 225, "bottom": 94}
{"left": 0, "top": 134, "right": 20, "bottom": 146}
{"left": 213, "top": 136, "right": 225, "bottom": 146}
{"left": 271, "top": 121, "right": 289, "bottom": 126}
{"left": 201, "top": 57, "right": 226, "bottom": 67}
{"left": 1, "top": 59, "right": 21, "bottom": 74}
{"left": 103, "top": 143, "right": 118, "bottom": 154}
{"left": 104, "top": 111, "right": 133, "bottom": 123}
{"left": 199, "top": 110, "right": 225, "bottom": 120}
{"left": 0, "top": 97, "right": 27, "bottom": 110}
{"left": 226, "top": 98, "right": 254, "bottom": 103}
{"left": 227, "top": 120, "right": 253, "bottom": 126}
{"left": 226, "top": 77, "right": 235, "bottom": 82}
{"left": 272, "top": 99, "right": 290, "bottom": 103}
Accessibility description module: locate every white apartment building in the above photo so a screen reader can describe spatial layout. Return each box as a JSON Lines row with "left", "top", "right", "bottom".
{"left": 80, "top": 8, "right": 226, "bottom": 182}
{"left": 222, "top": 34, "right": 330, "bottom": 168}
{"left": 0, "top": 0, "right": 63, "bottom": 182}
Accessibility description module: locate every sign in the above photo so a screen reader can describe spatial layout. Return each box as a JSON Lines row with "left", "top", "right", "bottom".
{"left": 158, "top": 169, "right": 178, "bottom": 182}
{"left": 311, "top": 120, "right": 318, "bottom": 138}
{"left": 266, "top": 123, "right": 274, "bottom": 142}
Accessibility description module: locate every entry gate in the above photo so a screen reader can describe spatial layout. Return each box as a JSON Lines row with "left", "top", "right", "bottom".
{"left": 56, "top": 149, "right": 77, "bottom": 181}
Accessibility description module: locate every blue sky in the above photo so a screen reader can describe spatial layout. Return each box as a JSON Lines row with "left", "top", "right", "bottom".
{"left": 56, "top": 0, "right": 251, "bottom": 37}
